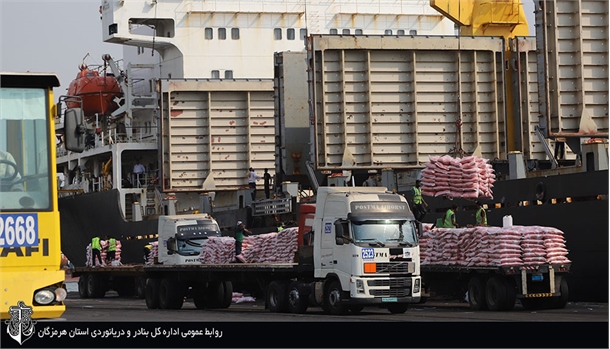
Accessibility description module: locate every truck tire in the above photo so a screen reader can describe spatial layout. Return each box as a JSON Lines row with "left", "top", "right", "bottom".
{"left": 145, "top": 278, "right": 161, "bottom": 309}
{"left": 323, "top": 280, "right": 347, "bottom": 315}
{"left": 159, "top": 278, "right": 185, "bottom": 310}
{"left": 206, "top": 281, "right": 225, "bottom": 309}
{"left": 550, "top": 277, "right": 569, "bottom": 309}
{"left": 87, "top": 274, "right": 106, "bottom": 298}
{"left": 287, "top": 281, "right": 309, "bottom": 314}
{"left": 135, "top": 277, "right": 146, "bottom": 299}
{"left": 387, "top": 303, "right": 408, "bottom": 314}
{"left": 468, "top": 276, "right": 488, "bottom": 311}
{"left": 485, "top": 276, "right": 514, "bottom": 311}
{"left": 220, "top": 281, "right": 233, "bottom": 309}
{"left": 78, "top": 274, "right": 89, "bottom": 299}
{"left": 192, "top": 283, "right": 208, "bottom": 309}
{"left": 266, "top": 280, "right": 288, "bottom": 313}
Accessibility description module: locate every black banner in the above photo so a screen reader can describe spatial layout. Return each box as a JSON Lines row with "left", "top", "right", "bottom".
{"left": 1, "top": 321, "right": 607, "bottom": 348}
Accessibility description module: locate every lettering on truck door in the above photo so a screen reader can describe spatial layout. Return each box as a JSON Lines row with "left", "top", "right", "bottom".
{"left": 320, "top": 219, "right": 334, "bottom": 269}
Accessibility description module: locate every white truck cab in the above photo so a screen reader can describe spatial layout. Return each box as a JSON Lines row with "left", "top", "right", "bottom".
{"left": 157, "top": 214, "right": 221, "bottom": 265}
{"left": 312, "top": 187, "right": 422, "bottom": 306}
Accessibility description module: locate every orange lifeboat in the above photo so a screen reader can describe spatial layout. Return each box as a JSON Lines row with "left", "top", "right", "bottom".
{"left": 66, "top": 63, "right": 123, "bottom": 118}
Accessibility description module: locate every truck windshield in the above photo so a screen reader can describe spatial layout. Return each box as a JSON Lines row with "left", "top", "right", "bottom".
{"left": 176, "top": 237, "right": 208, "bottom": 256}
{"left": 351, "top": 220, "right": 418, "bottom": 246}
{"left": 0, "top": 87, "right": 51, "bottom": 210}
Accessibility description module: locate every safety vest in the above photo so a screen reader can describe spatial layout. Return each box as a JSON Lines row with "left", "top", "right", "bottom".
{"left": 476, "top": 208, "right": 487, "bottom": 226}
{"left": 443, "top": 209, "right": 456, "bottom": 228}
{"left": 108, "top": 238, "right": 117, "bottom": 252}
{"left": 413, "top": 186, "right": 422, "bottom": 204}
{"left": 91, "top": 237, "right": 101, "bottom": 250}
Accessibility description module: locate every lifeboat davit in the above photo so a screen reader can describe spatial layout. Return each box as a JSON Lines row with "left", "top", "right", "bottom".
{"left": 66, "top": 63, "right": 123, "bottom": 118}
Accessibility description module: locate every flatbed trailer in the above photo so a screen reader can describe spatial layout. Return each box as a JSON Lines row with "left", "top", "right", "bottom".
{"left": 71, "top": 262, "right": 310, "bottom": 301}
{"left": 420, "top": 262, "right": 571, "bottom": 311}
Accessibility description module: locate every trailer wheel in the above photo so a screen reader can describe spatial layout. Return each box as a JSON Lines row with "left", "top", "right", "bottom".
{"left": 485, "top": 276, "right": 514, "bottom": 311}
{"left": 78, "top": 274, "right": 89, "bottom": 299}
{"left": 323, "top": 280, "right": 347, "bottom": 315}
{"left": 220, "top": 281, "right": 233, "bottom": 309}
{"left": 135, "top": 277, "right": 146, "bottom": 299}
{"left": 550, "top": 277, "right": 569, "bottom": 309}
{"left": 266, "top": 280, "right": 288, "bottom": 313}
{"left": 206, "top": 281, "right": 225, "bottom": 309}
{"left": 468, "top": 276, "right": 488, "bottom": 311}
{"left": 192, "top": 283, "right": 208, "bottom": 309}
{"left": 87, "top": 274, "right": 106, "bottom": 298}
{"left": 287, "top": 281, "right": 309, "bottom": 314}
{"left": 159, "top": 278, "right": 185, "bottom": 310}
{"left": 145, "top": 278, "right": 161, "bottom": 309}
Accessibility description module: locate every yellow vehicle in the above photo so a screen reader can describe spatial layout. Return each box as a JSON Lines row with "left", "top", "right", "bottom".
{"left": 0, "top": 72, "right": 84, "bottom": 319}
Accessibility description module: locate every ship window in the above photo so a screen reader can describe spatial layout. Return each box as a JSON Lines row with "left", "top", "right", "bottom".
{"left": 211, "top": 70, "right": 220, "bottom": 79}
{"left": 355, "top": 29, "right": 363, "bottom": 35}
{"left": 330, "top": 28, "right": 338, "bottom": 35}
{"left": 384, "top": 29, "right": 393, "bottom": 35}
{"left": 231, "top": 28, "right": 240, "bottom": 40}
{"left": 342, "top": 29, "right": 350, "bottom": 35}
{"left": 205, "top": 27, "right": 213, "bottom": 40}
{"left": 225, "top": 70, "right": 233, "bottom": 79}
{"left": 287, "top": 28, "right": 295, "bottom": 40}
{"left": 409, "top": 29, "right": 417, "bottom": 35}
{"left": 218, "top": 28, "right": 226, "bottom": 40}
{"left": 274, "top": 28, "right": 282, "bottom": 40}
{"left": 300, "top": 28, "right": 307, "bottom": 40}
{"left": 397, "top": 29, "right": 405, "bottom": 35}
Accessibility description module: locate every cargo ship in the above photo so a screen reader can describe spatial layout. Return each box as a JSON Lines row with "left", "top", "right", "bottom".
{"left": 56, "top": 0, "right": 608, "bottom": 302}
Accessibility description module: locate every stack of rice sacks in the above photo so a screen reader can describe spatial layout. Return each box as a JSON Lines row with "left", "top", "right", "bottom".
{"left": 420, "top": 155, "right": 495, "bottom": 199}
{"left": 198, "top": 227, "right": 299, "bottom": 264}
{"left": 420, "top": 224, "right": 570, "bottom": 267}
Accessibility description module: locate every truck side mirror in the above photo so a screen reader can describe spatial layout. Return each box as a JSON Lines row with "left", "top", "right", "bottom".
{"left": 167, "top": 237, "right": 176, "bottom": 255}
{"left": 64, "top": 108, "right": 86, "bottom": 153}
{"left": 334, "top": 219, "right": 348, "bottom": 245}
{"left": 416, "top": 221, "right": 423, "bottom": 238}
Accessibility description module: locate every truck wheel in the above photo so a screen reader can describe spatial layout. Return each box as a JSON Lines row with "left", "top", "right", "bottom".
{"left": 503, "top": 278, "right": 517, "bottom": 311}
{"left": 135, "top": 277, "right": 146, "bottom": 299}
{"left": 220, "top": 281, "right": 233, "bottom": 309}
{"left": 159, "top": 278, "right": 185, "bottom": 310}
{"left": 78, "top": 274, "right": 89, "bottom": 299}
{"left": 287, "top": 281, "right": 309, "bottom": 314}
{"left": 145, "top": 278, "right": 161, "bottom": 309}
{"left": 206, "top": 281, "right": 225, "bottom": 309}
{"left": 323, "top": 280, "right": 347, "bottom": 315}
{"left": 485, "top": 276, "right": 514, "bottom": 311}
{"left": 468, "top": 276, "right": 488, "bottom": 311}
{"left": 193, "top": 284, "right": 208, "bottom": 309}
{"left": 266, "top": 280, "right": 288, "bottom": 313}
{"left": 87, "top": 274, "right": 106, "bottom": 298}
{"left": 388, "top": 303, "right": 408, "bottom": 314}
{"left": 550, "top": 277, "right": 569, "bottom": 309}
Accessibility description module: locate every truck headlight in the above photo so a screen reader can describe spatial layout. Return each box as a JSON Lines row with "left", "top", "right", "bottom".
{"left": 34, "top": 289, "right": 56, "bottom": 305}
{"left": 55, "top": 287, "right": 68, "bottom": 302}
{"left": 413, "top": 278, "right": 421, "bottom": 293}
{"left": 356, "top": 279, "right": 364, "bottom": 293}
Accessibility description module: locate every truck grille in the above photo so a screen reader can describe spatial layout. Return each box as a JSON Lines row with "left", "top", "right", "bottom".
{"left": 374, "top": 262, "right": 413, "bottom": 274}
{"left": 367, "top": 277, "right": 412, "bottom": 297}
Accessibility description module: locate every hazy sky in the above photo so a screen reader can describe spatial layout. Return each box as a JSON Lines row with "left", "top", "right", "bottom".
{"left": 1, "top": 0, "right": 535, "bottom": 103}
{"left": 0, "top": 0, "right": 123, "bottom": 102}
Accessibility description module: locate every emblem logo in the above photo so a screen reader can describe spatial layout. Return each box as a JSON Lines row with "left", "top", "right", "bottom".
{"left": 5, "top": 301, "right": 36, "bottom": 345}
